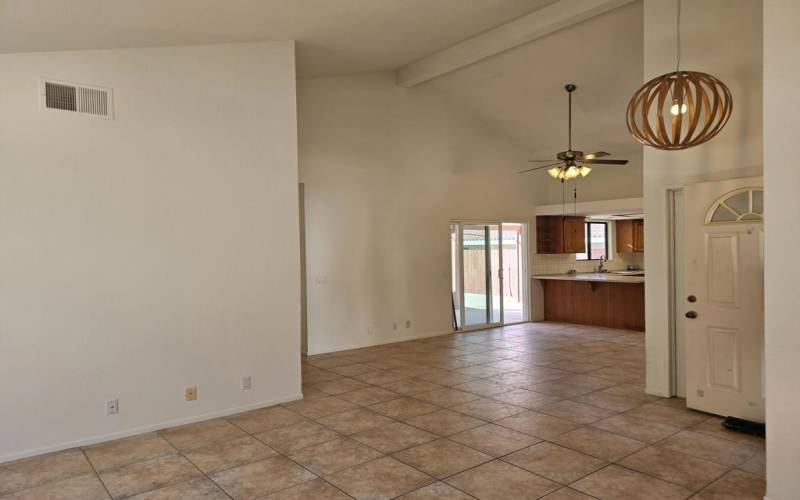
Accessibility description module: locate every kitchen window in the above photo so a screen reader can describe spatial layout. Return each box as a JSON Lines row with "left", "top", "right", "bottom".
{"left": 576, "top": 222, "right": 608, "bottom": 261}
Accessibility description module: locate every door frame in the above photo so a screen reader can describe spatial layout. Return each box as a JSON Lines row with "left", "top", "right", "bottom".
{"left": 667, "top": 187, "right": 686, "bottom": 397}
{"left": 450, "top": 219, "right": 530, "bottom": 331}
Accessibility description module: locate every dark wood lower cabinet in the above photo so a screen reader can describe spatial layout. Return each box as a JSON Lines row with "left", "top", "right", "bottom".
{"left": 542, "top": 279, "right": 644, "bottom": 331}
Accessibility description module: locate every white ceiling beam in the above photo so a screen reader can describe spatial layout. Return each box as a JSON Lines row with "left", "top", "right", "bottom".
{"left": 396, "top": 0, "right": 637, "bottom": 87}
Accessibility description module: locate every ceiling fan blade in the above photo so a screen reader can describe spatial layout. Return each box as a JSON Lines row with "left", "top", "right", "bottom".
{"left": 583, "top": 159, "right": 629, "bottom": 165}
{"left": 581, "top": 151, "right": 610, "bottom": 160}
{"left": 518, "top": 162, "right": 563, "bottom": 174}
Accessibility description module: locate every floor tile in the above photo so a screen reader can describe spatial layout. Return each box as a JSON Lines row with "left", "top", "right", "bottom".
{"left": 396, "top": 481, "right": 473, "bottom": 499}
{"left": 618, "top": 446, "right": 728, "bottom": 491}
{"left": 253, "top": 420, "right": 339, "bottom": 454}
{"left": 379, "top": 378, "right": 443, "bottom": 396}
{"left": 316, "top": 408, "right": 394, "bottom": 435}
{"left": 449, "top": 424, "right": 541, "bottom": 457}
{"left": 337, "top": 386, "right": 399, "bottom": 406}
{"left": 351, "top": 422, "right": 437, "bottom": 454}
{"left": 536, "top": 400, "right": 617, "bottom": 424}
{"left": 392, "top": 439, "right": 492, "bottom": 479}
{"left": 129, "top": 477, "right": 229, "bottom": 499}
{"left": 183, "top": 435, "right": 276, "bottom": 474}
{"left": 445, "top": 460, "right": 560, "bottom": 500}
{"left": 263, "top": 478, "right": 350, "bottom": 499}
{"left": 413, "top": 388, "right": 482, "bottom": 407}
{"left": 549, "top": 426, "right": 646, "bottom": 461}
{"left": 737, "top": 451, "right": 766, "bottom": 477}
{"left": 495, "top": 411, "right": 581, "bottom": 440}
{"left": 99, "top": 454, "right": 201, "bottom": 499}
{"left": 328, "top": 363, "right": 380, "bottom": 377}
{"left": 591, "top": 414, "right": 682, "bottom": 443}
{"left": 353, "top": 370, "right": 409, "bottom": 385}
{"left": 283, "top": 396, "right": 358, "bottom": 419}
{"left": 211, "top": 456, "right": 316, "bottom": 500}
{"left": 312, "top": 377, "right": 371, "bottom": 395}
{"left": 624, "top": 402, "right": 709, "bottom": 428}
{"left": 288, "top": 437, "right": 383, "bottom": 476}
{"left": 368, "top": 397, "right": 440, "bottom": 420}
{"left": 1, "top": 473, "right": 109, "bottom": 500}
{"left": 693, "top": 469, "right": 766, "bottom": 500}
{"left": 450, "top": 398, "right": 526, "bottom": 421}
{"left": 504, "top": 442, "right": 606, "bottom": 484}
{"left": 490, "top": 388, "right": 563, "bottom": 409}
{"left": 83, "top": 433, "right": 175, "bottom": 473}
{"left": 404, "top": 409, "right": 485, "bottom": 436}
{"left": 327, "top": 457, "right": 434, "bottom": 499}
{"left": 658, "top": 430, "right": 758, "bottom": 467}
{"left": 690, "top": 417, "right": 766, "bottom": 448}
{"left": 595, "top": 383, "right": 661, "bottom": 402}
{"left": 527, "top": 376, "right": 612, "bottom": 399}
{"left": 160, "top": 419, "right": 246, "bottom": 451}
{"left": 572, "top": 391, "right": 646, "bottom": 412}
{"left": 0, "top": 449, "right": 94, "bottom": 496}
{"left": 452, "top": 379, "right": 514, "bottom": 397}
{"left": 540, "top": 487, "right": 597, "bottom": 500}
{"left": 571, "top": 465, "right": 691, "bottom": 500}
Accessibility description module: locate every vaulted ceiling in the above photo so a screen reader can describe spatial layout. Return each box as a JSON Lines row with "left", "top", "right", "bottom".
{"left": 0, "top": 0, "right": 556, "bottom": 76}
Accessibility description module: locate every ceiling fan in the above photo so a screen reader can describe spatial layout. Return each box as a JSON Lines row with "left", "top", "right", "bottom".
{"left": 519, "top": 83, "right": 629, "bottom": 181}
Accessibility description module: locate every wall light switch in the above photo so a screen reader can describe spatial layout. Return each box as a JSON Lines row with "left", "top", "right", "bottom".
{"left": 106, "top": 399, "right": 119, "bottom": 415}
{"left": 405, "top": 320, "right": 411, "bottom": 328}
{"left": 242, "top": 376, "right": 252, "bottom": 390}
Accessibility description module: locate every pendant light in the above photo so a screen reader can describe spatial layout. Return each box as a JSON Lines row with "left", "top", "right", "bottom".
{"left": 626, "top": 0, "right": 733, "bottom": 150}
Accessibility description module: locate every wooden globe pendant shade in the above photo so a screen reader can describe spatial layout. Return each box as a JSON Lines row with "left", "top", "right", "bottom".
{"left": 626, "top": 70, "right": 733, "bottom": 150}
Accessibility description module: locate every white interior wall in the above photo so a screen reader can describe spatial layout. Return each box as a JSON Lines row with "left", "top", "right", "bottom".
{"left": 298, "top": 72, "right": 543, "bottom": 354}
{"left": 763, "top": 1, "right": 800, "bottom": 498}
{"left": 642, "top": 0, "right": 763, "bottom": 396}
{"left": 0, "top": 42, "right": 301, "bottom": 462}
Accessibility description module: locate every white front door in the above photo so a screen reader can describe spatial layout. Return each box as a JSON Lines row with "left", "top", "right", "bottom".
{"left": 683, "top": 177, "right": 764, "bottom": 421}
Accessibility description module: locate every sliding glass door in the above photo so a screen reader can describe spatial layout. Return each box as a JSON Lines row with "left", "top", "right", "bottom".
{"left": 451, "top": 222, "right": 528, "bottom": 330}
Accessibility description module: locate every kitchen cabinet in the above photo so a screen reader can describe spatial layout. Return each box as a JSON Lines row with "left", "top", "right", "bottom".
{"left": 616, "top": 219, "right": 645, "bottom": 253}
{"left": 536, "top": 216, "right": 586, "bottom": 254}
{"left": 540, "top": 278, "right": 644, "bottom": 331}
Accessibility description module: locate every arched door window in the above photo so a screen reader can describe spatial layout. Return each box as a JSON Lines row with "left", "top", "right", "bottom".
{"left": 705, "top": 187, "right": 763, "bottom": 224}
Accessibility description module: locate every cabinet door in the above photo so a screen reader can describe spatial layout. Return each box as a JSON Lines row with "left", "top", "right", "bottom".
{"left": 573, "top": 281, "right": 609, "bottom": 326}
{"left": 616, "top": 220, "right": 634, "bottom": 253}
{"left": 633, "top": 220, "right": 645, "bottom": 252}
{"left": 562, "top": 217, "right": 586, "bottom": 253}
{"left": 543, "top": 280, "right": 574, "bottom": 322}
{"left": 608, "top": 283, "right": 645, "bottom": 330}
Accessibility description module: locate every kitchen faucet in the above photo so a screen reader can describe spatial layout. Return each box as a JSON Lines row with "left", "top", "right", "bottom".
{"left": 597, "top": 255, "right": 608, "bottom": 273}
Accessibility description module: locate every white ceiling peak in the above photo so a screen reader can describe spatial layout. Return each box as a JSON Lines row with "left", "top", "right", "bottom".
{"left": 396, "top": 0, "right": 638, "bottom": 87}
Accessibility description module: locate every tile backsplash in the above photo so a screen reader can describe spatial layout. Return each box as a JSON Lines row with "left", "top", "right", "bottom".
{"left": 532, "top": 251, "right": 644, "bottom": 275}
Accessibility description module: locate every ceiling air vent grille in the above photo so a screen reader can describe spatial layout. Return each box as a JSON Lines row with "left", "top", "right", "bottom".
{"left": 41, "top": 78, "right": 113, "bottom": 119}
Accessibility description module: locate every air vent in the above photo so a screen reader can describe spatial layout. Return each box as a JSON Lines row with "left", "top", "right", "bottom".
{"left": 41, "top": 78, "right": 113, "bottom": 119}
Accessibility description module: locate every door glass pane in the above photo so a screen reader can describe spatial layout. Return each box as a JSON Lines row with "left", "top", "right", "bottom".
{"left": 501, "top": 223, "right": 525, "bottom": 323}
{"left": 489, "top": 224, "right": 501, "bottom": 324}
{"left": 463, "top": 225, "right": 488, "bottom": 326}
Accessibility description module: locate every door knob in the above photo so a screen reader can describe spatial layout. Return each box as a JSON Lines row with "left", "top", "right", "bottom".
{"left": 687, "top": 295, "right": 697, "bottom": 303}
{"left": 685, "top": 311, "right": 698, "bottom": 319}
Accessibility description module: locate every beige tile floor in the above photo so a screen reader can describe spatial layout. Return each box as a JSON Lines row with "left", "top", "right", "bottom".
{"left": 0, "top": 322, "right": 766, "bottom": 499}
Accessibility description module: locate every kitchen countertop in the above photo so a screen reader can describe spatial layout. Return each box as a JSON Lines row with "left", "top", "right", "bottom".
{"left": 532, "top": 272, "right": 645, "bottom": 284}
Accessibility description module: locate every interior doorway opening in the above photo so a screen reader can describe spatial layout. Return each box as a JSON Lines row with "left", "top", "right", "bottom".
{"left": 450, "top": 221, "right": 528, "bottom": 330}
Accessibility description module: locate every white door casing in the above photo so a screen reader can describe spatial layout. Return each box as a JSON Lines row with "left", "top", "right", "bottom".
{"left": 684, "top": 177, "right": 764, "bottom": 422}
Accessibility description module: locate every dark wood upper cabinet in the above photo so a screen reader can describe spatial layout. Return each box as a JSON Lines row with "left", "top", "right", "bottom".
{"left": 536, "top": 216, "right": 586, "bottom": 254}
{"left": 616, "top": 219, "right": 644, "bottom": 253}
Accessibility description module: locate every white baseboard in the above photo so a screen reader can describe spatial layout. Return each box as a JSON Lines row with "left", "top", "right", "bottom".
{"left": 0, "top": 393, "right": 303, "bottom": 465}
{"left": 306, "top": 330, "right": 455, "bottom": 356}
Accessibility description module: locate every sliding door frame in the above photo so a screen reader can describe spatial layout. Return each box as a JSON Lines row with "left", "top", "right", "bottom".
{"left": 450, "top": 220, "right": 530, "bottom": 332}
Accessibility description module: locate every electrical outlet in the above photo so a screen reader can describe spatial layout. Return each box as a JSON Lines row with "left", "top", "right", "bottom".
{"left": 185, "top": 386, "right": 197, "bottom": 401}
{"left": 242, "top": 376, "right": 252, "bottom": 390}
{"left": 405, "top": 320, "right": 411, "bottom": 328}
{"left": 106, "top": 399, "right": 119, "bottom": 415}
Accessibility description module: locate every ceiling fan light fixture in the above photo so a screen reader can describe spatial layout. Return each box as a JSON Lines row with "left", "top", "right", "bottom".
{"left": 565, "top": 166, "right": 580, "bottom": 179}
{"left": 548, "top": 167, "right": 562, "bottom": 179}
{"left": 578, "top": 166, "right": 592, "bottom": 177}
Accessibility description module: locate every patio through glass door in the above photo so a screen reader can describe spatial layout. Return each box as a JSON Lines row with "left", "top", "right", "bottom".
{"left": 450, "top": 221, "right": 528, "bottom": 330}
